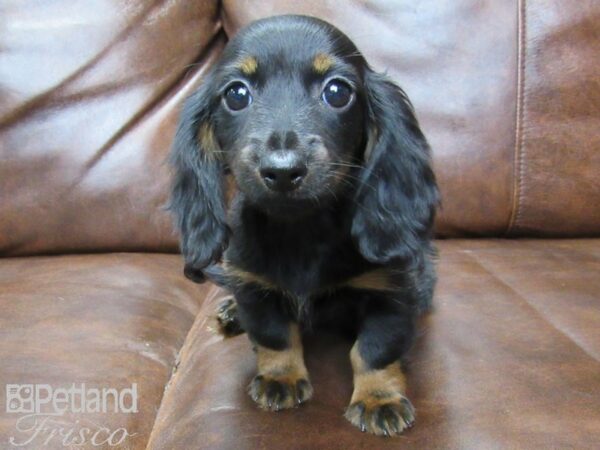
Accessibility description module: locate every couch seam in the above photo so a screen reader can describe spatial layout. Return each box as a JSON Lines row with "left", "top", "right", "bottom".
{"left": 507, "top": 0, "right": 527, "bottom": 235}
{"left": 144, "top": 287, "right": 223, "bottom": 449}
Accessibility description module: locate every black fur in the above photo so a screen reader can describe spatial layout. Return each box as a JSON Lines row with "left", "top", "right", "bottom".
{"left": 170, "top": 76, "right": 229, "bottom": 280}
{"left": 353, "top": 71, "right": 438, "bottom": 267}
{"left": 171, "top": 15, "right": 438, "bottom": 375}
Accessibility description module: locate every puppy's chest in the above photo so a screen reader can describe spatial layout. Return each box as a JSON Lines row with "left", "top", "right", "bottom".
{"left": 226, "top": 219, "right": 364, "bottom": 297}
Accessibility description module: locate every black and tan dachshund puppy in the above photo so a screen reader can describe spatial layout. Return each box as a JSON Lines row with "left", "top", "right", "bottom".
{"left": 170, "top": 15, "right": 439, "bottom": 436}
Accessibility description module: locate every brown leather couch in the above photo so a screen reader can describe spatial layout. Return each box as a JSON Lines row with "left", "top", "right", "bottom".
{"left": 1, "top": 1, "right": 599, "bottom": 449}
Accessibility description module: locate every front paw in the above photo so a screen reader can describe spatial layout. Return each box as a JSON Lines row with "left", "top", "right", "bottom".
{"left": 248, "top": 374, "right": 313, "bottom": 411}
{"left": 345, "top": 394, "right": 415, "bottom": 436}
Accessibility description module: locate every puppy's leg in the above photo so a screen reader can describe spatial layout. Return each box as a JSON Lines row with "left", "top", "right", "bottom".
{"left": 236, "top": 288, "right": 313, "bottom": 411}
{"left": 249, "top": 323, "right": 313, "bottom": 411}
{"left": 345, "top": 297, "right": 416, "bottom": 436}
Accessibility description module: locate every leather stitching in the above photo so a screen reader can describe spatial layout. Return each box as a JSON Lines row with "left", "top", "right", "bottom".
{"left": 508, "top": 0, "right": 527, "bottom": 235}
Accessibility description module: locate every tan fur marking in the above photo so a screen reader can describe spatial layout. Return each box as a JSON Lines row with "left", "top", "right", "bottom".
{"left": 343, "top": 268, "right": 394, "bottom": 292}
{"left": 349, "top": 342, "right": 407, "bottom": 406}
{"left": 238, "top": 56, "right": 258, "bottom": 75}
{"left": 364, "top": 126, "right": 378, "bottom": 161}
{"left": 223, "top": 262, "right": 277, "bottom": 290}
{"left": 198, "top": 122, "right": 218, "bottom": 157}
{"left": 224, "top": 173, "right": 237, "bottom": 205}
{"left": 250, "top": 324, "right": 313, "bottom": 410}
{"left": 346, "top": 342, "right": 414, "bottom": 434}
{"left": 222, "top": 263, "right": 299, "bottom": 299}
{"left": 223, "top": 264, "right": 394, "bottom": 296}
{"left": 256, "top": 324, "right": 308, "bottom": 381}
{"left": 313, "top": 53, "right": 333, "bottom": 74}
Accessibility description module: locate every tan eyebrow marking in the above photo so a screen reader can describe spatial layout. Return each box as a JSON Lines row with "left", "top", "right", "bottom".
{"left": 238, "top": 56, "right": 258, "bottom": 75}
{"left": 313, "top": 53, "right": 334, "bottom": 74}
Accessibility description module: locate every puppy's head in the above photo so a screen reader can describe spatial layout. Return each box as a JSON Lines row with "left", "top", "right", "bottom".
{"left": 171, "top": 15, "right": 438, "bottom": 277}
{"left": 211, "top": 16, "right": 367, "bottom": 214}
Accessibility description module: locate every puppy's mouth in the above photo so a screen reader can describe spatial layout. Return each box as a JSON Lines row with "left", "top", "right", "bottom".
{"left": 231, "top": 142, "right": 346, "bottom": 216}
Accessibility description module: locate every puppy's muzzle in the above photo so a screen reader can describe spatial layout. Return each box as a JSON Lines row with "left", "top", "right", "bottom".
{"left": 259, "top": 150, "right": 307, "bottom": 192}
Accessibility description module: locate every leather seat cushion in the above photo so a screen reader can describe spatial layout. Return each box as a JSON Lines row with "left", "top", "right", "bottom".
{"left": 1, "top": 241, "right": 598, "bottom": 449}
{"left": 0, "top": 254, "right": 210, "bottom": 449}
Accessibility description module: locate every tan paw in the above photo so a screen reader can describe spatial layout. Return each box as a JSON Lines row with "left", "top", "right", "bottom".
{"left": 345, "top": 393, "right": 415, "bottom": 436}
{"left": 248, "top": 373, "right": 313, "bottom": 411}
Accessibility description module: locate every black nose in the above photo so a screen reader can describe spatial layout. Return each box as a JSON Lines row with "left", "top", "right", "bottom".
{"left": 259, "top": 151, "right": 307, "bottom": 192}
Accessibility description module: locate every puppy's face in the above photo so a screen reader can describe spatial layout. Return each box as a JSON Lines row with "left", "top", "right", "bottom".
{"left": 208, "top": 18, "right": 366, "bottom": 214}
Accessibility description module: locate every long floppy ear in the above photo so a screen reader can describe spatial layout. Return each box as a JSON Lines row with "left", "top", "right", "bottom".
{"left": 351, "top": 70, "right": 439, "bottom": 265}
{"left": 170, "top": 79, "right": 229, "bottom": 282}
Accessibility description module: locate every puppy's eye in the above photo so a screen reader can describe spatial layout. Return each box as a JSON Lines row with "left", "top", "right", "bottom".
{"left": 224, "top": 82, "right": 252, "bottom": 111}
{"left": 322, "top": 79, "right": 353, "bottom": 108}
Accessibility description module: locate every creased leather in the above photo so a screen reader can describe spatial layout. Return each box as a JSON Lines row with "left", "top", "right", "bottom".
{"left": 0, "top": 0, "right": 222, "bottom": 256}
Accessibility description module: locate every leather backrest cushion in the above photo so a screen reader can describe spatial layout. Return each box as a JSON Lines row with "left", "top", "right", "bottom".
{"left": 508, "top": 0, "right": 600, "bottom": 236}
{"left": 0, "top": 0, "right": 222, "bottom": 255}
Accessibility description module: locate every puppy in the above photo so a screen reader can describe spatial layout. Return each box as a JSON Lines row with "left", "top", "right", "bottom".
{"left": 171, "top": 15, "right": 439, "bottom": 436}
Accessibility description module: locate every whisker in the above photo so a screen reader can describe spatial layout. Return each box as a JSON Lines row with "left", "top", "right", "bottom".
{"left": 328, "top": 162, "right": 364, "bottom": 169}
{"left": 324, "top": 185, "right": 339, "bottom": 202}
{"left": 335, "top": 172, "right": 376, "bottom": 192}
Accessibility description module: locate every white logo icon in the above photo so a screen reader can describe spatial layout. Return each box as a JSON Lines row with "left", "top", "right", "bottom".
{"left": 6, "top": 384, "right": 35, "bottom": 413}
